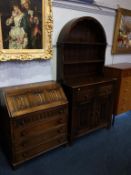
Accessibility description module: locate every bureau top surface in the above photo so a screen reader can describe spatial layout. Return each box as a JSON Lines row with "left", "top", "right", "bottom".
{"left": 105, "top": 63, "right": 131, "bottom": 70}
{"left": 1, "top": 81, "right": 68, "bottom": 118}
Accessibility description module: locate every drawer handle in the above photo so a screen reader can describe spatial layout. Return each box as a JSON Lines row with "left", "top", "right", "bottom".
{"left": 22, "top": 152, "right": 28, "bottom": 158}
{"left": 19, "top": 120, "right": 25, "bottom": 126}
{"left": 20, "top": 131, "right": 27, "bottom": 137}
{"left": 59, "top": 110, "right": 64, "bottom": 114}
{"left": 58, "top": 128, "right": 64, "bottom": 133}
{"left": 84, "top": 95, "right": 88, "bottom": 99}
{"left": 21, "top": 143, "right": 26, "bottom": 147}
{"left": 77, "top": 88, "right": 81, "bottom": 92}
{"left": 57, "top": 118, "right": 64, "bottom": 124}
{"left": 21, "top": 141, "right": 27, "bottom": 147}
{"left": 58, "top": 137, "right": 64, "bottom": 144}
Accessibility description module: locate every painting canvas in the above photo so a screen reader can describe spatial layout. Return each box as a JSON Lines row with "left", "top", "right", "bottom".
{"left": 112, "top": 8, "right": 131, "bottom": 54}
{"left": 0, "top": 0, "right": 53, "bottom": 61}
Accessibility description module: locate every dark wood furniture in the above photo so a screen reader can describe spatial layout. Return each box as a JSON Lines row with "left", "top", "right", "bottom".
{"left": 104, "top": 63, "right": 131, "bottom": 115}
{"left": 0, "top": 81, "right": 68, "bottom": 167}
{"left": 57, "top": 16, "right": 116, "bottom": 142}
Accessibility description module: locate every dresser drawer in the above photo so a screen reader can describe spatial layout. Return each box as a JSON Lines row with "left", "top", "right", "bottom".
{"left": 13, "top": 115, "right": 67, "bottom": 141}
{"left": 13, "top": 125, "right": 67, "bottom": 152}
{"left": 97, "top": 84, "right": 113, "bottom": 96}
{"left": 75, "top": 86, "right": 95, "bottom": 102}
{"left": 75, "top": 83, "right": 113, "bottom": 102}
{"left": 13, "top": 135, "right": 67, "bottom": 165}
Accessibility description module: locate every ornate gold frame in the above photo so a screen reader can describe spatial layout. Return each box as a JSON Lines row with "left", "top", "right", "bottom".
{"left": 112, "top": 8, "right": 131, "bottom": 54}
{"left": 0, "top": 0, "right": 53, "bottom": 61}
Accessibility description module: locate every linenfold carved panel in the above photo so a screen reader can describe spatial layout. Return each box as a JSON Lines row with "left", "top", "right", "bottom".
{"left": 3, "top": 81, "right": 67, "bottom": 117}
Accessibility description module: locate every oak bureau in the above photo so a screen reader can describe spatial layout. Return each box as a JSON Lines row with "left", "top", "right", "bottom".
{"left": 0, "top": 81, "right": 68, "bottom": 167}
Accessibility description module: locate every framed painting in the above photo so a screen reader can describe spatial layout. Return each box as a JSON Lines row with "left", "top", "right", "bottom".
{"left": 0, "top": 0, "right": 53, "bottom": 61}
{"left": 112, "top": 8, "right": 131, "bottom": 54}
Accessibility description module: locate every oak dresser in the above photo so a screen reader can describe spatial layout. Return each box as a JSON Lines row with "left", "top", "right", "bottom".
{"left": 57, "top": 16, "right": 117, "bottom": 143}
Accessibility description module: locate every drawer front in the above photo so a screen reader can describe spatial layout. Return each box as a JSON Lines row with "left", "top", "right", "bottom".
{"left": 75, "top": 83, "right": 113, "bottom": 102}
{"left": 117, "top": 77, "right": 131, "bottom": 114}
{"left": 120, "top": 77, "right": 131, "bottom": 90}
{"left": 75, "top": 87, "right": 95, "bottom": 102}
{"left": 13, "top": 125, "right": 67, "bottom": 152}
{"left": 117, "top": 96, "right": 129, "bottom": 114}
{"left": 13, "top": 135, "right": 67, "bottom": 165}
{"left": 13, "top": 115, "right": 67, "bottom": 141}
{"left": 122, "top": 69, "right": 131, "bottom": 77}
{"left": 13, "top": 106, "right": 68, "bottom": 129}
{"left": 97, "top": 84, "right": 113, "bottom": 96}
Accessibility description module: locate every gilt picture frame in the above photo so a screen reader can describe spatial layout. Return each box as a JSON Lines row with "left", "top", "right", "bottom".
{"left": 112, "top": 8, "right": 131, "bottom": 54}
{"left": 0, "top": 0, "right": 53, "bottom": 61}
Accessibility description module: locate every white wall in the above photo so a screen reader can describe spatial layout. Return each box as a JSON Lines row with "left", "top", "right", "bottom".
{"left": 0, "top": 0, "right": 131, "bottom": 87}
{"left": 0, "top": 60, "right": 52, "bottom": 88}
{"left": 52, "top": 2, "right": 131, "bottom": 79}
{"left": 95, "top": 0, "right": 131, "bottom": 9}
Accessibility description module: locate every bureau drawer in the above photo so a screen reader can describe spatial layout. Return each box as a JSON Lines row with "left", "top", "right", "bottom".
{"left": 13, "top": 135, "right": 67, "bottom": 165}
{"left": 13, "top": 125, "right": 67, "bottom": 152}
{"left": 12, "top": 105, "right": 68, "bottom": 129}
{"left": 12, "top": 115, "right": 67, "bottom": 141}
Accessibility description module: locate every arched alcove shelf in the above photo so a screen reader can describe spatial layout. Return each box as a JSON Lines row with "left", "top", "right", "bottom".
{"left": 57, "top": 16, "right": 107, "bottom": 83}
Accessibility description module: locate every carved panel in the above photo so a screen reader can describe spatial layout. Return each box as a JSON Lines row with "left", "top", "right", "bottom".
{"left": 4, "top": 82, "right": 67, "bottom": 117}
{"left": 13, "top": 107, "right": 67, "bottom": 128}
{"left": 78, "top": 100, "right": 94, "bottom": 130}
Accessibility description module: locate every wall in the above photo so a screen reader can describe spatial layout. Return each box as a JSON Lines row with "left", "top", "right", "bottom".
{"left": 0, "top": 60, "right": 52, "bottom": 88}
{"left": 95, "top": 0, "right": 131, "bottom": 9}
{"left": 52, "top": 0, "right": 131, "bottom": 79}
{"left": 0, "top": 0, "right": 131, "bottom": 87}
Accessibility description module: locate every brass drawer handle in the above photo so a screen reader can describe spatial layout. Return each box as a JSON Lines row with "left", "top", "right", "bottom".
{"left": 77, "top": 88, "right": 81, "bottom": 92}
{"left": 59, "top": 110, "right": 64, "bottom": 114}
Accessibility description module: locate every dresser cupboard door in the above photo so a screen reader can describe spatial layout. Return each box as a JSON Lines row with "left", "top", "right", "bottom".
{"left": 76, "top": 98, "right": 94, "bottom": 136}
{"left": 73, "top": 83, "right": 113, "bottom": 137}
{"left": 95, "top": 95, "right": 113, "bottom": 127}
